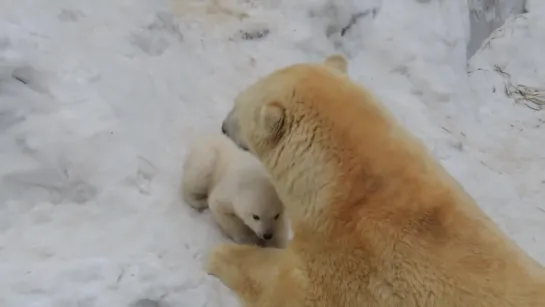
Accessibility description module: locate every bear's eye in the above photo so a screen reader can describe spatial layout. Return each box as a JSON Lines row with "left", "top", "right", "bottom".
{"left": 253, "top": 215, "right": 260, "bottom": 220}
{"left": 274, "top": 214, "right": 280, "bottom": 220}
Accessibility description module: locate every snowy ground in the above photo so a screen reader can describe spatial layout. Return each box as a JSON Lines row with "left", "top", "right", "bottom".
{"left": 1, "top": 0, "right": 545, "bottom": 306}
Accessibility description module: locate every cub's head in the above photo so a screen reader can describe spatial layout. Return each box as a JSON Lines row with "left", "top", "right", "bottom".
{"left": 221, "top": 54, "right": 348, "bottom": 155}
{"left": 235, "top": 181, "right": 285, "bottom": 242}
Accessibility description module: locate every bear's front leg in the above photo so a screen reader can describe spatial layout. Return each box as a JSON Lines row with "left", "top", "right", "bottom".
{"left": 206, "top": 243, "right": 283, "bottom": 304}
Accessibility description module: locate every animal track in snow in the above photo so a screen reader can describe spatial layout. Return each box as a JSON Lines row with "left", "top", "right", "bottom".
{"left": 58, "top": 9, "right": 85, "bottom": 22}
{"left": 130, "top": 12, "right": 183, "bottom": 56}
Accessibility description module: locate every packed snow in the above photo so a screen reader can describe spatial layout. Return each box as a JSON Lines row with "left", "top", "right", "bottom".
{"left": 1, "top": 0, "right": 544, "bottom": 306}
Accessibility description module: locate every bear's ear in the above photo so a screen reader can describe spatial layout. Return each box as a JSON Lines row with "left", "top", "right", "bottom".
{"left": 260, "top": 101, "right": 286, "bottom": 139}
{"left": 324, "top": 54, "right": 348, "bottom": 74}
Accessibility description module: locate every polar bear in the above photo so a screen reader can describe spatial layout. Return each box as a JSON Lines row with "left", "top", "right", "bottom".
{"left": 181, "top": 133, "right": 288, "bottom": 248}
{"left": 207, "top": 55, "right": 545, "bottom": 307}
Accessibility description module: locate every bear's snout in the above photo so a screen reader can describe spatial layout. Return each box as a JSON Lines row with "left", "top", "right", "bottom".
{"left": 263, "top": 233, "right": 273, "bottom": 240}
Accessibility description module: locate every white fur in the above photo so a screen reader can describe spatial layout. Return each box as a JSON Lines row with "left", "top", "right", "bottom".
{"left": 181, "top": 134, "right": 288, "bottom": 248}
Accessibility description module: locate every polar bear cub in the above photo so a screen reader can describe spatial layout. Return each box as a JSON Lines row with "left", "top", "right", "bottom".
{"left": 182, "top": 133, "right": 288, "bottom": 248}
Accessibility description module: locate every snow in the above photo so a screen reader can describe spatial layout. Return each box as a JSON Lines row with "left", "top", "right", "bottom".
{"left": 0, "top": 0, "right": 544, "bottom": 306}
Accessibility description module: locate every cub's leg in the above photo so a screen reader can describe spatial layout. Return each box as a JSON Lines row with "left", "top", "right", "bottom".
{"left": 208, "top": 185, "right": 260, "bottom": 245}
{"left": 206, "top": 243, "right": 284, "bottom": 305}
{"left": 181, "top": 141, "right": 217, "bottom": 211}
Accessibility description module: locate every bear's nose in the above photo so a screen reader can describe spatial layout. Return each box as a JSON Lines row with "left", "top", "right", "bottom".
{"left": 221, "top": 123, "right": 227, "bottom": 135}
{"left": 263, "top": 233, "right": 273, "bottom": 240}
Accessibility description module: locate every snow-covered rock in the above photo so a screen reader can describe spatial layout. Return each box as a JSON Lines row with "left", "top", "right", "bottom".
{"left": 468, "top": 0, "right": 526, "bottom": 57}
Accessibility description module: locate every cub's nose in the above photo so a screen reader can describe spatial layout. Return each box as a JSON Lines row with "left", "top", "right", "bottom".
{"left": 263, "top": 233, "right": 273, "bottom": 240}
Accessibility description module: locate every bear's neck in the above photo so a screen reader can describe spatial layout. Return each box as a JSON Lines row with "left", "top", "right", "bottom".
{"left": 259, "top": 137, "right": 336, "bottom": 233}
{"left": 257, "top": 120, "right": 452, "bottom": 236}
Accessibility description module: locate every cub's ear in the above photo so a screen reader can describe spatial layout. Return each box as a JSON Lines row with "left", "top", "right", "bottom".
{"left": 324, "top": 54, "right": 348, "bottom": 74}
{"left": 260, "top": 101, "right": 286, "bottom": 139}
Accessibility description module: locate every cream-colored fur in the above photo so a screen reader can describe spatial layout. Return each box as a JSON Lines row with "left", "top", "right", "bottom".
{"left": 209, "top": 55, "right": 545, "bottom": 307}
{"left": 182, "top": 134, "right": 288, "bottom": 248}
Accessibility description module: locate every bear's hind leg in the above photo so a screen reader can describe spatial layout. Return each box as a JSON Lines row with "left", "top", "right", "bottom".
{"left": 206, "top": 243, "right": 284, "bottom": 305}
{"left": 181, "top": 142, "right": 218, "bottom": 211}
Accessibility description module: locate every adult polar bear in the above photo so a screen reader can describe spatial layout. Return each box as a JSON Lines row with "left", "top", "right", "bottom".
{"left": 208, "top": 55, "right": 545, "bottom": 307}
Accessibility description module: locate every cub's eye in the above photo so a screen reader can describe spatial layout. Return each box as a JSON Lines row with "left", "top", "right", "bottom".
{"left": 274, "top": 214, "right": 280, "bottom": 220}
{"left": 253, "top": 215, "right": 260, "bottom": 220}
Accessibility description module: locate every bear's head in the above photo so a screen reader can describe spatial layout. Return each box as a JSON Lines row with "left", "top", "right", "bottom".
{"left": 231, "top": 163, "right": 287, "bottom": 243}
{"left": 221, "top": 54, "right": 348, "bottom": 156}
{"left": 235, "top": 184, "right": 285, "bottom": 243}
{"left": 221, "top": 54, "right": 368, "bottom": 225}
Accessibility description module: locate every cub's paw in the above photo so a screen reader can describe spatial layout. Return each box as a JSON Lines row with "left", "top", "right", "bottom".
{"left": 232, "top": 232, "right": 261, "bottom": 246}
{"left": 264, "top": 238, "right": 285, "bottom": 249}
